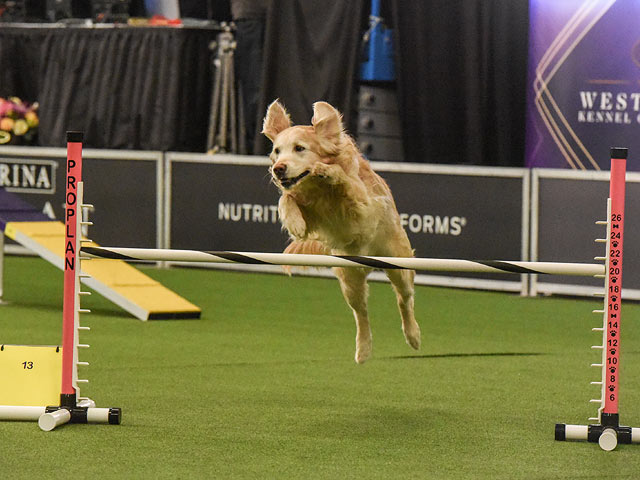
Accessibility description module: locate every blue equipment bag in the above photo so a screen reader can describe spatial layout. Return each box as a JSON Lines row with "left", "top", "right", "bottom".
{"left": 360, "top": 0, "right": 395, "bottom": 82}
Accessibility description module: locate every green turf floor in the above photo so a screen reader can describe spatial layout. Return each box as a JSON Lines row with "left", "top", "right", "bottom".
{"left": 2, "top": 256, "right": 640, "bottom": 479}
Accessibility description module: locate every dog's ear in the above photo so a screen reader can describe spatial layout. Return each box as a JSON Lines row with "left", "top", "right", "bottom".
{"left": 262, "top": 100, "right": 292, "bottom": 142}
{"left": 311, "top": 102, "right": 343, "bottom": 142}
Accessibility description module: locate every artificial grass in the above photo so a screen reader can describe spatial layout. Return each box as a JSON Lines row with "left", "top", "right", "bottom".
{"left": 2, "top": 255, "right": 640, "bottom": 479}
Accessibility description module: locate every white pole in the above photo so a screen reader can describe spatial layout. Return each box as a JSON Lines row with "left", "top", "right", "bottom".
{"left": 0, "top": 405, "right": 46, "bottom": 421}
{"left": 81, "top": 246, "right": 605, "bottom": 277}
{"left": 38, "top": 409, "right": 71, "bottom": 431}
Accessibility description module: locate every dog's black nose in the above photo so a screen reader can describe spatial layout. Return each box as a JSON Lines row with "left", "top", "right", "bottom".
{"left": 272, "top": 164, "right": 287, "bottom": 179}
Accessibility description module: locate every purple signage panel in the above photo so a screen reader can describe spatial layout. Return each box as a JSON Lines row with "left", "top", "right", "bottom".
{"left": 526, "top": 0, "right": 640, "bottom": 170}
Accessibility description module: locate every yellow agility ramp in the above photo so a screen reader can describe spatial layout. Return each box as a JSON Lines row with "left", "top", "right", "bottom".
{"left": 4, "top": 221, "right": 201, "bottom": 320}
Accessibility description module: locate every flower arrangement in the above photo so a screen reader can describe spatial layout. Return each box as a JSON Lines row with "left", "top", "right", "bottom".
{"left": 0, "top": 97, "right": 39, "bottom": 145}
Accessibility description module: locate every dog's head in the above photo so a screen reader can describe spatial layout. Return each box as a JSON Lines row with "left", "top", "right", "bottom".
{"left": 262, "top": 100, "right": 355, "bottom": 190}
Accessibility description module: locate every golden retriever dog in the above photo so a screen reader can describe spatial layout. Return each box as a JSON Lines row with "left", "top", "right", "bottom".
{"left": 262, "top": 100, "right": 420, "bottom": 363}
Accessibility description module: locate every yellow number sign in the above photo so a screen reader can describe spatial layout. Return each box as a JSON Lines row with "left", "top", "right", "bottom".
{"left": 0, "top": 345, "right": 62, "bottom": 406}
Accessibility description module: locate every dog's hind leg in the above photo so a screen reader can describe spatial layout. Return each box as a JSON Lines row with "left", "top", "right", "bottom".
{"left": 334, "top": 267, "right": 372, "bottom": 364}
{"left": 386, "top": 269, "right": 421, "bottom": 350}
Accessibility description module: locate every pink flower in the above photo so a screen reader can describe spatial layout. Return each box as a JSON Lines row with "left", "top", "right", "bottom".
{"left": 0, "top": 97, "right": 37, "bottom": 118}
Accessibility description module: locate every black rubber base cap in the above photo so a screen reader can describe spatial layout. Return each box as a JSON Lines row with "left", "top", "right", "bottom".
{"left": 109, "top": 408, "right": 122, "bottom": 425}
{"left": 610, "top": 147, "right": 628, "bottom": 159}
{"left": 66, "top": 131, "right": 83, "bottom": 143}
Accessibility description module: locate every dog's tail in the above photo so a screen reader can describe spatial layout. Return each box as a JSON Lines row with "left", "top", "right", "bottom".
{"left": 284, "top": 239, "right": 329, "bottom": 255}
{"left": 282, "top": 240, "right": 330, "bottom": 275}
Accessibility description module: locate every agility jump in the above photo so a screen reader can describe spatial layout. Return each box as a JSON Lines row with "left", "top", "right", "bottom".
{"left": 81, "top": 146, "right": 638, "bottom": 450}
{"left": 2, "top": 133, "right": 637, "bottom": 448}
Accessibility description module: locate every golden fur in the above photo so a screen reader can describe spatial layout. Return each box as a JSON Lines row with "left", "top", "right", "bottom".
{"left": 262, "top": 100, "right": 420, "bottom": 363}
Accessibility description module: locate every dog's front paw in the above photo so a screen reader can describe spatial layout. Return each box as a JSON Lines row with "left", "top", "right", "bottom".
{"left": 311, "top": 162, "right": 332, "bottom": 179}
{"left": 286, "top": 216, "right": 307, "bottom": 239}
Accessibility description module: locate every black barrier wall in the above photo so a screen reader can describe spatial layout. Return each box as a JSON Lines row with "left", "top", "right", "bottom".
{"left": 532, "top": 170, "right": 640, "bottom": 299}
{"left": 167, "top": 156, "right": 289, "bottom": 252}
{"left": 2, "top": 146, "right": 639, "bottom": 298}
{"left": 165, "top": 154, "right": 529, "bottom": 293}
{"left": 380, "top": 167, "right": 527, "bottom": 282}
{"left": 0, "top": 147, "right": 161, "bottom": 249}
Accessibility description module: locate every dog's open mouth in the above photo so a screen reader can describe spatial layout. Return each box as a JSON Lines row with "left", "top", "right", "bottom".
{"left": 279, "top": 170, "right": 310, "bottom": 189}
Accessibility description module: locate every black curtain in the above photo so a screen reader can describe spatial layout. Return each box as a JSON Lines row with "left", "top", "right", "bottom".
{"left": 0, "top": 29, "right": 43, "bottom": 101}
{"left": 38, "top": 28, "right": 215, "bottom": 150}
{"left": 0, "top": 26, "right": 217, "bottom": 151}
{"left": 391, "top": 0, "right": 529, "bottom": 166}
{"left": 253, "top": 0, "right": 365, "bottom": 155}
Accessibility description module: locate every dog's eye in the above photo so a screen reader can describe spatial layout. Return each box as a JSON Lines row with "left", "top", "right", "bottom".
{"left": 294, "top": 145, "right": 305, "bottom": 152}
{"left": 274, "top": 148, "right": 280, "bottom": 155}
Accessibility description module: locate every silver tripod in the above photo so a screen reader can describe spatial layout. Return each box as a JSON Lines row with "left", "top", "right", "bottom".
{"left": 207, "top": 23, "right": 247, "bottom": 154}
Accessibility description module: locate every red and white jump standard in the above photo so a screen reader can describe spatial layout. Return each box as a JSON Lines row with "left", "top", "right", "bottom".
{"left": 555, "top": 147, "right": 640, "bottom": 450}
{"left": 0, "top": 131, "right": 121, "bottom": 430}
{"left": 37, "top": 131, "right": 121, "bottom": 431}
